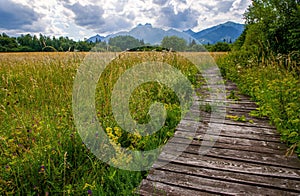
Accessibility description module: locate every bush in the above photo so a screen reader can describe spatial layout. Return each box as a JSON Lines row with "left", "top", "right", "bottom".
{"left": 209, "top": 42, "right": 231, "bottom": 52}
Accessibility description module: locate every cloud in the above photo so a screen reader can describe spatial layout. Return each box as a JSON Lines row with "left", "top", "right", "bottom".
{"left": 152, "top": 0, "right": 168, "bottom": 6}
{"left": 231, "top": 0, "right": 251, "bottom": 14}
{"left": 99, "top": 15, "right": 132, "bottom": 33}
{"left": 157, "top": 6, "right": 198, "bottom": 29}
{"left": 64, "top": 2, "right": 133, "bottom": 33}
{"left": 0, "top": 1, "right": 41, "bottom": 30}
{"left": 66, "top": 3, "right": 105, "bottom": 29}
{"left": 216, "top": 1, "right": 234, "bottom": 13}
{"left": 0, "top": 0, "right": 252, "bottom": 40}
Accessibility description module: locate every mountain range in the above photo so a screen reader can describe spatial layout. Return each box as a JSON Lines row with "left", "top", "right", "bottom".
{"left": 87, "top": 21, "right": 244, "bottom": 45}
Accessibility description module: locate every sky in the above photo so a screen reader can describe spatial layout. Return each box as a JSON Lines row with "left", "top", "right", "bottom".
{"left": 0, "top": 0, "right": 252, "bottom": 40}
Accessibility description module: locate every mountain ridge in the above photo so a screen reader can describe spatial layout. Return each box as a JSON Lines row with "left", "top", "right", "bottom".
{"left": 87, "top": 21, "right": 244, "bottom": 45}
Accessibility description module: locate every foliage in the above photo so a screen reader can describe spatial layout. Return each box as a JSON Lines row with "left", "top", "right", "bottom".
{"left": 0, "top": 52, "right": 201, "bottom": 194}
{"left": 161, "top": 36, "right": 187, "bottom": 51}
{"left": 218, "top": 51, "right": 300, "bottom": 157}
{"left": 241, "top": 0, "right": 300, "bottom": 55}
{"left": 127, "top": 46, "right": 171, "bottom": 52}
{"left": 0, "top": 33, "right": 93, "bottom": 52}
{"left": 208, "top": 42, "right": 231, "bottom": 52}
{"left": 108, "top": 36, "right": 143, "bottom": 51}
{"left": 218, "top": 0, "right": 300, "bottom": 158}
{"left": 0, "top": 32, "right": 235, "bottom": 53}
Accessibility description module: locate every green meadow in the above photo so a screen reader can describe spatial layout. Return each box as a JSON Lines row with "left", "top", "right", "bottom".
{"left": 1, "top": 50, "right": 298, "bottom": 195}
{"left": 0, "top": 52, "right": 205, "bottom": 195}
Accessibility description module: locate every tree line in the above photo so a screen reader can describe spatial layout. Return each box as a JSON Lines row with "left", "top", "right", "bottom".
{"left": 0, "top": 33, "right": 232, "bottom": 52}
{"left": 0, "top": 33, "right": 95, "bottom": 52}
{"left": 93, "top": 35, "right": 232, "bottom": 52}
{"left": 233, "top": 0, "right": 299, "bottom": 57}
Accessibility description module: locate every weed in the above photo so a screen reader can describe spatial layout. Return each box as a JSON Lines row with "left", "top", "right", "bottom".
{"left": 218, "top": 51, "right": 300, "bottom": 157}
{"left": 0, "top": 52, "right": 209, "bottom": 194}
{"left": 227, "top": 90, "right": 240, "bottom": 101}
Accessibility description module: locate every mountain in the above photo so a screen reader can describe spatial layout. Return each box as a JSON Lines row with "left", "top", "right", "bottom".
{"left": 183, "top": 29, "right": 196, "bottom": 36}
{"left": 102, "top": 23, "right": 192, "bottom": 45}
{"left": 193, "top": 21, "right": 244, "bottom": 44}
{"left": 86, "top": 34, "right": 105, "bottom": 43}
{"left": 87, "top": 21, "right": 244, "bottom": 45}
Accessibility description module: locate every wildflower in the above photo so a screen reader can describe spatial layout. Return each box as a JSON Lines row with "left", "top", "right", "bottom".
{"left": 114, "top": 127, "right": 122, "bottom": 137}
{"left": 5, "top": 165, "right": 10, "bottom": 171}
{"left": 106, "top": 127, "right": 112, "bottom": 133}
{"left": 39, "top": 165, "right": 45, "bottom": 173}
{"left": 87, "top": 189, "right": 92, "bottom": 195}
{"left": 106, "top": 127, "right": 114, "bottom": 138}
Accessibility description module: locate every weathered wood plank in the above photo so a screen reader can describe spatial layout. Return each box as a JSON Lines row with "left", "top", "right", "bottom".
{"left": 138, "top": 180, "right": 215, "bottom": 196}
{"left": 152, "top": 162, "right": 300, "bottom": 192}
{"left": 157, "top": 152, "right": 300, "bottom": 180}
{"left": 194, "top": 107, "right": 272, "bottom": 127}
{"left": 173, "top": 131, "right": 287, "bottom": 154}
{"left": 177, "top": 125, "right": 282, "bottom": 143}
{"left": 161, "top": 143, "right": 300, "bottom": 169}
{"left": 184, "top": 117, "right": 277, "bottom": 129}
{"left": 176, "top": 127, "right": 284, "bottom": 148}
{"left": 145, "top": 169, "right": 299, "bottom": 195}
{"left": 138, "top": 76, "right": 300, "bottom": 195}
{"left": 178, "top": 121, "right": 280, "bottom": 137}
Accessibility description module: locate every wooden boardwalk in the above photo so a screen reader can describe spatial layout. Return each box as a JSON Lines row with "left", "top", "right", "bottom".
{"left": 138, "top": 72, "right": 300, "bottom": 195}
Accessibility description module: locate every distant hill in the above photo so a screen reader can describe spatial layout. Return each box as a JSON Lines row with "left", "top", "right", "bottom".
{"left": 101, "top": 23, "right": 192, "bottom": 45}
{"left": 193, "top": 21, "right": 244, "bottom": 44}
{"left": 87, "top": 21, "right": 244, "bottom": 45}
{"left": 86, "top": 34, "right": 105, "bottom": 43}
{"left": 183, "top": 29, "right": 196, "bottom": 37}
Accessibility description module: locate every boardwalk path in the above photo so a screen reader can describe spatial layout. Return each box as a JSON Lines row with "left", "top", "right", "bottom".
{"left": 138, "top": 69, "right": 300, "bottom": 195}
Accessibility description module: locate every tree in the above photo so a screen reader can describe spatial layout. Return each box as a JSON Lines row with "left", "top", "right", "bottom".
{"left": 243, "top": 0, "right": 300, "bottom": 54}
{"left": 161, "top": 36, "right": 187, "bottom": 51}
{"left": 109, "top": 36, "right": 142, "bottom": 51}
{"left": 75, "top": 41, "right": 93, "bottom": 51}
{"left": 189, "top": 39, "right": 197, "bottom": 47}
{"left": 0, "top": 34, "right": 18, "bottom": 51}
{"left": 209, "top": 42, "right": 231, "bottom": 52}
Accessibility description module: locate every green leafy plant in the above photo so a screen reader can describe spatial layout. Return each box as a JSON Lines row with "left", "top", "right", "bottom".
{"left": 218, "top": 51, "right": 300, "bottom": 157}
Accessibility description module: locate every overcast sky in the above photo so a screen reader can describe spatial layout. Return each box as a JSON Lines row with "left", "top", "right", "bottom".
{"left": 0, "top": 0, "right": 252, "bottom": 40}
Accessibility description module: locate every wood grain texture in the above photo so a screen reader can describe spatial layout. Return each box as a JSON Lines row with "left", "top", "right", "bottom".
{"left": 138, "top": 77, "right": 300, "bottom": 195}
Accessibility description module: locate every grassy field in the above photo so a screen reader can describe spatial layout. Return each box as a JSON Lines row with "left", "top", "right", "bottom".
{"left": 0, "top": 52, "right": 224, "bottom": 195}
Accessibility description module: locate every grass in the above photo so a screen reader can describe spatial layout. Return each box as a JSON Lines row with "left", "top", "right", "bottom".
{"left": 218, "top": 51, "right": 300, "bottom": 157}
{"left": 0, "top": 51, "right": 219, "bottom": 195}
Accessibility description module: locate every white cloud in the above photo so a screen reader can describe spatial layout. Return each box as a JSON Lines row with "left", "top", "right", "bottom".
{"left": 1, "top": 0, "right": 252, "bottom": 40}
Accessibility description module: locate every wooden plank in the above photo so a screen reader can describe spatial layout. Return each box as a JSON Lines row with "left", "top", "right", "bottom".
{"left": 206, "top": 148, "right": 300, "bottom": 169}
{"left": 146, "top": 169, "right": 299, "bottom": 195}
{"left": 199, "top": 99, "right": 257, "bottom": 106}
{"left": 152, "top": 162, "right": 300, "bottom": 192}
{"left": 161, "top": 143, "right": 300, "bottom": 169}
{"left": 177, "top": 123, "right": 282, "bottom": 142}
{"left": 157, "top": 152, "right": 300, "bottom": 180}
{"left": 182, "top": 115, "right": 276, "bottom": 129}
{"left": 175, "top": 128, "right": 286, "bottom": 150}
{"left": 177, "top": 126, "right": 283, "bottom": 146}
{"left": 139, "top": 76, "right": 300, "bottom": 195}
{"left": 138, "top": 180, "right": 215, "bottom": 196}
{"left": 173, "top": 131, "right": 287, "bottom": 154}
{"left": 178, "top": 120, "right": 279, "bottom": 137}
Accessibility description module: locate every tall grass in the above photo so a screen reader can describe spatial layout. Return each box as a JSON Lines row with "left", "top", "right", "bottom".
{"left": 0, "top": 52, "right": 204, "bottom": 195}
{"left": 218, "top": 51, "right": 300, "bottom": 157}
